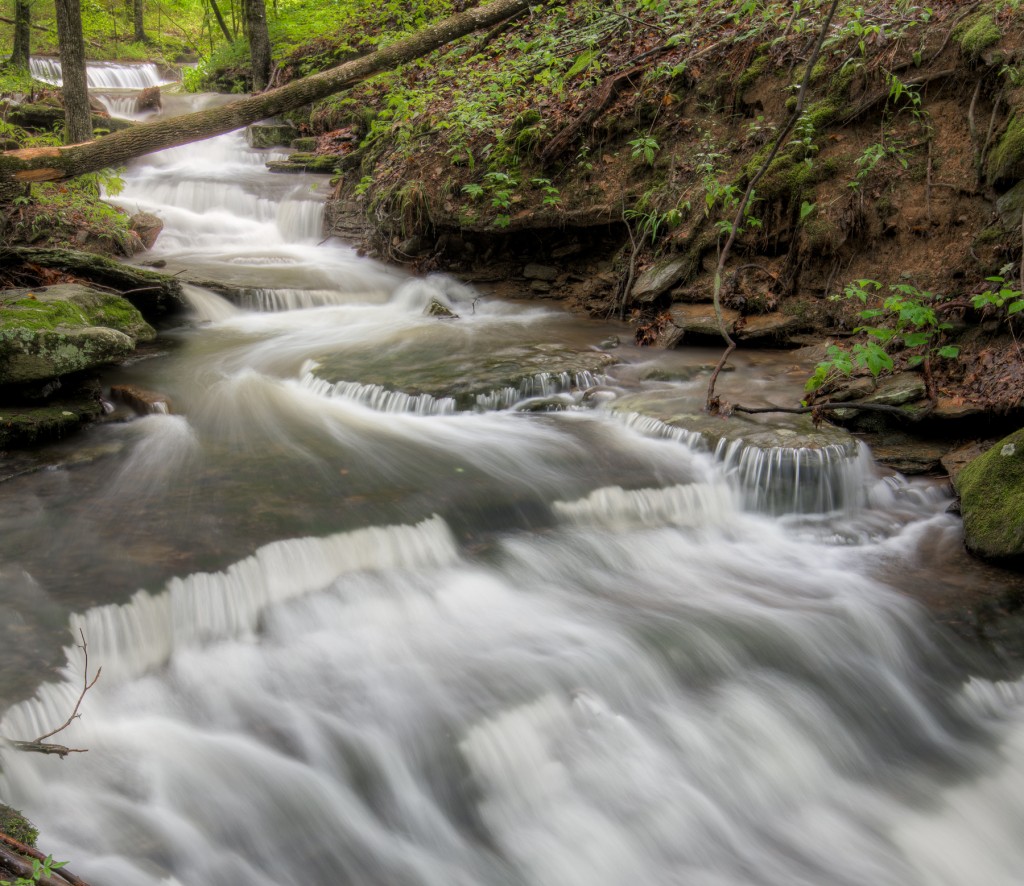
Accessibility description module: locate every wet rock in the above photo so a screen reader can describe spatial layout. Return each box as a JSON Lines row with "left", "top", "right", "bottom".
{"left": 130, "top": 212, "right": 164, "bottom": 250}
{"left": 870, "top": 438, "right": 949, "bottom": 475}
{"left": 266, "top": 152, "right": 341, "bottom": 173}
{"left": 611, "top": 388, "right": 857, "bottom": 454}
{"left": 530, "top": 280, "right": 553, "bottom": 294}
{"left": 110, "top": 384, "right": 172, "bottom": 415}
{"left": 246, "top": 122, "right": 299, "bottom": 149}
{"left": 942, "top": 440, "right": 990, "bottom": 484}
{"left": 0, "top": 396, "right": 104, "bottom": 449}
{"left": 661, "top": 304, "right": 802, "bottom": 347}
{"left": 425, "top": 299, "right": 458, "bottom": 319}
{"left": 996, "top": 179, "right": 1024, "bottom": 232}
{"left": 956, "top": 427, "right": 1024, "bottom": 562}
{"left": 631, "top": 255, "right": 692, "bottom": 303}
{"left": 135, "top": 86, "right": 161, "bottom": 113}
{"left": 398, "top": 235, "right": 428, "bottom": 257}
{"left": 862, "top": 373, "right": 927, "bottom": 407}
{"left": 0, "top": 285, "right": 155, "bottom": 385}
{"left": 523, "top": 263, "right": 558, "bottom": 282}
{"left": 310, "top": 342, "right": 617, "bottom": 410}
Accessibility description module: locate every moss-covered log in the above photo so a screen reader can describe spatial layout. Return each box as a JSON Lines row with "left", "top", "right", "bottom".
{"left": 0, "top": 0, "right": 548, "bottom": 198}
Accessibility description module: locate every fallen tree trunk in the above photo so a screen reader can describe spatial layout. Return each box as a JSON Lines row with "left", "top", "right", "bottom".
{"left": 0, "top": 0, "right": 545, "bottom": 199}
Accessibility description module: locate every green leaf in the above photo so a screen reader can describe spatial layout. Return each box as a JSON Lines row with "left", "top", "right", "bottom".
{"left": 937, "top": 345, "right": 961, "bottom": 358}
{"left": 566, "top": 49, "right": 597, "bottom": 79}
{"left": 902, "top": 331, "right": 932, "bottom": 347}
{"left": 799, "top": 200, "right": 815, "bottom": 222}
{"left": 1009, "top": 300, "right": 1024, "bottom": 315}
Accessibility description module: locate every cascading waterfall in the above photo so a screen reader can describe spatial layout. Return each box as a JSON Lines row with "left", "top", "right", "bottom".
{"left": 2, "top": 74, "right": 1024, "bottom": 886}
{"left": 28, "top": 58, "right": 173, "bottom": 89}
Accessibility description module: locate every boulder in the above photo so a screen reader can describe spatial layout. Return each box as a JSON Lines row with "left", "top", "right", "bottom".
{"left": 631, "top": 255, "right": 692, "bottom": 303}
{"left": 0, "top": 285, "right": 155, "bottom": 385}
{"left": 660, "top": 304, "right": 802, "bottom": 347}
{"left": 246, "top": 122, "right": 300, "bottom": 149}
{"left": 130, "top": 212, "right": 164, "bottom": 250}
{"left": 135, "top": 86, "right": 162, "bottom": 113}
{"left": 110, "top": 384, "right": 172, "bottom": 415}
{"left": 955, "top": 427, "right": 1024, "bottom": 562}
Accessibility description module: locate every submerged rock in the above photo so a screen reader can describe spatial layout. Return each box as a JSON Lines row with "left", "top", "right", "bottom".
{"left": 308, "top": 342, "right": 617, "bottom": 411}
{"left": 610, "top": 389, "right": 860, "bottom": 514}
{"left": 956, "top": 427, "right": 1024, "bottom": 562}
{"left": 0, "top": 285, "right": 155, "bottom": 385}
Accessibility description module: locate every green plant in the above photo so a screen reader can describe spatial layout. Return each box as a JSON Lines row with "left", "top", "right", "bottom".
{"left": 805, "top": 278, "right": 959, "bottom": 394}
{"left": 1, "top": 855, "right": 68, "bottom": 886}
{"left": 628, "top": 134, "right": 660, "bottom": 165}
{"left": 972, "top": 274, "right": 1024, "bottom": 316}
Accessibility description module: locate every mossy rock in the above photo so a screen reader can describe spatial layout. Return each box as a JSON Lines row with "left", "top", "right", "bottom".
{"left": 955, "top": 14, "right": 1001, "bottom": 60}
{"left": 0, "top": 804, "right": 38, "bottom": 847}
{"left": 0, "top": 284, "right": 154, "bottom": 384}
{"left": 290, "top": 137, "right": 318, "bottom": 152}
{"left": 987, "top": 113, "right": 1024, "bottom": 187}
{"left": 0, "top": 395, "right": 103, "bottom": 449}
{"left": 266, "top": 152, "right": 340, "bottom": 174}
{"left": 956, "top": 427, "right": 1024, "bottom": 562}
{"left": 246, "top": 122, "right": 300, "bottom": 149}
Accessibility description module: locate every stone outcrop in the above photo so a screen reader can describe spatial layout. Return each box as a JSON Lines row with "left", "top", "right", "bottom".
{"left": 0, "top": 284, "right": 155, "bottom": 385}
{"left": 955, "top": 428, "right": 1024, "bottom": 562}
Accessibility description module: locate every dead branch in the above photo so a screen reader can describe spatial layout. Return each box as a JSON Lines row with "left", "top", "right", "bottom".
{"left": 1, "top": 630, "right": 99, "bottom": 758}
{"left": 733, "top": 400, "right": 931, "bottom": 419}
{"left": 33, "top": 631, "right": 100, "bottom": 745}
{"left": 0, "top": 841, "right": 84, "bottom": 886}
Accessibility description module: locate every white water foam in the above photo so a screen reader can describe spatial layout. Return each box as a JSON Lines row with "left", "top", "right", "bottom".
{"left": 30, "top": 58, "right": 173, "bottom": 89}
{"left": 553, "top": 483, "right": 738, "bottom": 530}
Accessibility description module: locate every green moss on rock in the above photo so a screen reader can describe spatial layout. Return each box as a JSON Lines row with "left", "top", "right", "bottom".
{"left": 0, "top": 804, "right": 39, "bottom": 847}
{"left": 956, "top": 427, "right": 1024, "bottom": 562}
{"left": 0, "top": 284, "right": 153, "bottom": 384}
{"left": 987, "top": 113, "right": 1024, "bottom": 186}
{"left": 955, "top": 14, "right": 1001, "bottom": 60}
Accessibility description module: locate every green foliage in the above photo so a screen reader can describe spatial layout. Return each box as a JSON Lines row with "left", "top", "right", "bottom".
{"left": 628, "top": 134, "right": 660, "bottom": 165}
{"left": 0, "top": 855, "right": 68, "bottom": 886}
{"left": 972, "top": 275, "right": 1024, "bottom": 316}
{"left": 805, "top": 278, "right": 959, "bottom": 393}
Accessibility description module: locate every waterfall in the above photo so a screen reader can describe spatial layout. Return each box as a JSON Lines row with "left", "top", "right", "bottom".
{"left": 1, "top": 86, "right": 1022, "bottom": 886}
{"left": 29, "top": 58, "right": 174, "bottom": 89}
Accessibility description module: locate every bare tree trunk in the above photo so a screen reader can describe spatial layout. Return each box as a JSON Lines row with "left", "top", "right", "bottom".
{"left": 0, "top": 0, "right": 542, "bottom": 197}
{"left": 53, "top": 0, "right": 92, "bottom": 145}
{"left": 7, "top": 0, "right": 32, "bottom": 70}
{"left": 133, "top": 0, "right": 146, "bottom": 42}
{"left": 208, "top": 0, "right": 233, "bottom": 43}
{"left": 244, "top": 0, "right": 271, "bottom": 91}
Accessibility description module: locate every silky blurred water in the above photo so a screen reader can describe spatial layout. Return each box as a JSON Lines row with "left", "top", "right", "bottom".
{"left": 2, "top": 73, "right": 1024, "bottom": 886}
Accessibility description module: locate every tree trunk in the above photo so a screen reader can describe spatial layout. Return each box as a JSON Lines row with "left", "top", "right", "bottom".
{"left": 0, "top": 0, "right": 543, "bottom": 197}
{"left": 8, "top": 0, "right": 32, "bottom": 71}
{"left": 208, "top": 0, "right": 233, "bottom": 43}
{"left": 133, "top": 0, "right": 146, "bottom": 42}
{"left": 244, "top": 0, "right": 271, "bottom": 91}
{"left": 53, "top": 0, "right": 92, "bottom": 145}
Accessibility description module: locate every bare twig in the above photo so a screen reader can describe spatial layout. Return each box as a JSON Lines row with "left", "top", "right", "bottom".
{"left": 33, "top": 630, "right": 101, "bottom": 745}
{"left": 733, "top": 400, "right": 931, "bottom": 419}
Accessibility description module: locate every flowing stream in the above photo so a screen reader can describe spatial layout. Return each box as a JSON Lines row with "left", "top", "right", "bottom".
{"left": 3, "top": 66, "right": 1024, "bottom": 886}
